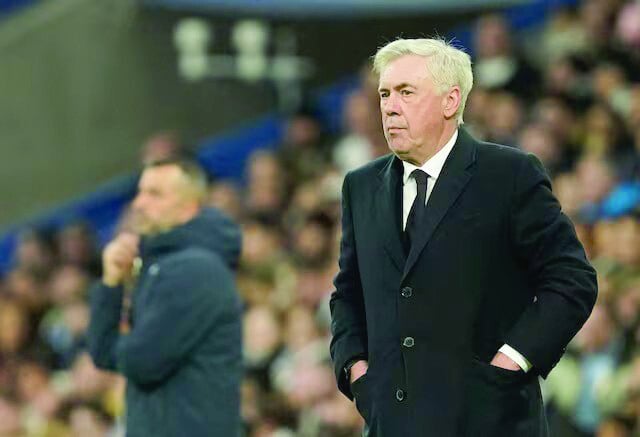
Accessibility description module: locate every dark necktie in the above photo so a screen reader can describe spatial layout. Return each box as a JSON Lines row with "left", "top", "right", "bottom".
{"left": 404, "top": 169, "right": 429, "bottom": 253}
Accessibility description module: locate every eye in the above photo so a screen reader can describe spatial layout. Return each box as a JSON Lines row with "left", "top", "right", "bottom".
{"left": 379, "top": 91, "right": 389, "bottom": 99}
{"left": 400, "top": 89, "right": 413, "bottom": 96}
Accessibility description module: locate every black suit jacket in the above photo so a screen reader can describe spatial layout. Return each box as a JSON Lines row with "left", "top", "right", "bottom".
{"left": 329, "top": 128, "right": 597, "bottom": 436}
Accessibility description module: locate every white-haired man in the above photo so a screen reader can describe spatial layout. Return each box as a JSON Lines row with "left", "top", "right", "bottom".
{"left": 329, "top": 38, "right": 597, "bottom": 436}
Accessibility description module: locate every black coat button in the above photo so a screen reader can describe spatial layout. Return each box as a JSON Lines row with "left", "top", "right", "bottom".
{"left": 401, "top": 287, "right": 413, "bottom": 297}
{"left": 396, "top": 389, "right": 405, "bottom": 401}
{"left": 402, "top": 337, "right": 415, "bottom": 348}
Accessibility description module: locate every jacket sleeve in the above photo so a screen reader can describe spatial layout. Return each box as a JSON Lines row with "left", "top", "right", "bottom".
{"left": 87, "top": 282, "right": 124, "bottom": 372}
{"left": 505, "top": 153, "right": 598, "bottom": 378}
{"left": 329, "top": 173, "right": 368, "bottom": 400}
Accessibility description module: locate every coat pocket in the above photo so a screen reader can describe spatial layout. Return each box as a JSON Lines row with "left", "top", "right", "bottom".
{"left": 472, "top": 358, "right": 527, "bottom": 386}
{"left": 351, "top": 373, "right": 373, "bottom": 423}
{"left": 461, "top": 359, "right": 534, "bottom": 437}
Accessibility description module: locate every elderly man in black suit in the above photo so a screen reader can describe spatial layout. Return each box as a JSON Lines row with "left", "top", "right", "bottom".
{"left": 329, "top": 38, "right": 597, "bottom": 437}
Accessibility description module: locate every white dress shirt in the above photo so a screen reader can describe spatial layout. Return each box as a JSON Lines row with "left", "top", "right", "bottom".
{"left": 401, "top": 129, "right": 532, "bottom": 372}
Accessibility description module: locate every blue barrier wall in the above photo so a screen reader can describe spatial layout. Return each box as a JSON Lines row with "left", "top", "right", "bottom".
{"left": 0, "top": 0, "right": 37, "bottom": 15}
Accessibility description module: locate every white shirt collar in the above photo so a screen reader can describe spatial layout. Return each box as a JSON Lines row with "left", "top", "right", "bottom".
{"left": 402, "top": 129, "right": 458, "bottom": 185}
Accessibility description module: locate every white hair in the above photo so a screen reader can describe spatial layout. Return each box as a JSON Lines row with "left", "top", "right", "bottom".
{"left": 373, "top": 38, "right": 474, "bottom": 125}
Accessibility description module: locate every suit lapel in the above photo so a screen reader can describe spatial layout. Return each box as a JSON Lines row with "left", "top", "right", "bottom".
{"left": 374, "top": 155, "right": 406, "bottom": 273}
{"left": 402, "top": 128, "right": 478, "bottom": 281}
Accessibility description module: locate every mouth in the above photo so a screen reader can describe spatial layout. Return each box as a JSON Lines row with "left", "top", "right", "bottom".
{"left": 387, "top": 127, "right": 405, "bottom": 134}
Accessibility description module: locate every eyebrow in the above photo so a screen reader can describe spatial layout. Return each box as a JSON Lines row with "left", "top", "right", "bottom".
{"left": 378, "top": 82, "right": 416, "bottom": 92}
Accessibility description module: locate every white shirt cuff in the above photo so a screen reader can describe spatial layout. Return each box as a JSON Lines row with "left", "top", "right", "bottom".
{"left": 499, "top": 344, "right": 532, "bottom": 372}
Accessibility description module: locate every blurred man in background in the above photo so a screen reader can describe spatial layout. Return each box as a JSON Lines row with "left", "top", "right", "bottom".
{"left": 87, "top": 158, "right": 243, "bottom": 436}
{"left": 330, "top": 38, "right": 597, "bottom": 436}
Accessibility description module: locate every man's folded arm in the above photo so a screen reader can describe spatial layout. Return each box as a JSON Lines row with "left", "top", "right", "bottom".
{"left": 115, "top": 254, "right": 228, "bottom": 386}
{"left": 87, "top": 282, "right": 124, "bottom": 372}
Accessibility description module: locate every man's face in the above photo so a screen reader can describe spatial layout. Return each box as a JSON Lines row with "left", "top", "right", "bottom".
{"left": 131, "top": 165, "right": 197, "bottom": 235}
{"left": 378, "top": 55, "right": 448, "bottom": 164}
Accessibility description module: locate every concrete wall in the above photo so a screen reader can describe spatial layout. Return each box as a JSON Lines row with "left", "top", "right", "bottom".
{"left": 0, "top": 0, "right": 275, "bottom": 228}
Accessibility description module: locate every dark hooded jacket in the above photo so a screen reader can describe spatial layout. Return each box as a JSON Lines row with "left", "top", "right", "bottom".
{"left": 87, "top": 208, "right": 243, "bottom": 437}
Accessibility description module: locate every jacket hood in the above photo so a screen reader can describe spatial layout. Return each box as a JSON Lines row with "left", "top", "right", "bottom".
{"left": 140, "top": 207, "right": 241, "bottom": 269}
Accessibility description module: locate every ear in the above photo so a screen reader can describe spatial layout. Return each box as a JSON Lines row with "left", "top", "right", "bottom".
{"left": 442, "top": 86, "right": 461, "bottom": 120}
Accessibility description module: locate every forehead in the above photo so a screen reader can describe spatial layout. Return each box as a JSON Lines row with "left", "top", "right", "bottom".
{"left": 139, "top": 165, "right": 184, "bottom": 188}
{"left": 378, "top": 54, "right": 431, "bottom": 88}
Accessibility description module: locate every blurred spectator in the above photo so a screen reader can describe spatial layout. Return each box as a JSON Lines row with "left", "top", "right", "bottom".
{"left": 332, "top": 92, "right": 376, "bottom": 175}
{"left": 581, "top": 102, "right": 633, "bottom": 170}
{"left": 139, "top": 131, "right": 186, "bottom": 164}
{"left": 54, "top": 223, "right": 101, "bottom": 277}
{"left": 474, "top": 14, "right": 541, "bottom": 98}
{"left": 39, "top": 298, "right": 88, "bottom": 369}
{"left": 612, "top": 214, "right": 640, "bottom": 269}
{"left": 290, "top": 212, "right": 335, "bottom": 270}
{"left": 615, "top": 1, "right": 640, "bottom": 50}
{"left": 546, "top": 304, "right": 624, "bottom": 437}
{"left": 591, "top": 63, "right": 631, "bottom": 117}
{"left": 537, "top": 6, "right": 589, "bottom": 62}
{"left": 67, "top": 402, "right": 112, "bottom": 437}
{"left": 627, "top": 85, "right": 640, "bottom": 129}
{"left": 4, "top": 269, "right": 48, "bottom": 316}
{"left": 208, "top": 180, "right": 243, "bottom": 221}
{"left": 13, "top": 230, "right": 54, "bottom": 280}
{"left": 278, "top": 111, "right": 328, "bottom": 182}
{"left": 543, "top": 55, "right": 591, "bottom": 108}
{"left": 240, "top": 218, "right": 285, "bottom": 277}
{"left": 246, "top": 151, "right": 288, "bottom": 219}
{"left": 46, "top": 265, "right": 89, "bottom": 306}
{"left": 485, "top": 91, "right": 524, "bottom": 145}
{"left": 0, "top": 299, "right": 31, "bottom": 357}
{"left": 518, "top": 122, "right": 564, "bottom": 177}
{"left": 355, "top": 61, "right": 392, "bottom": 158}
{"left": 0, "top": 396, "right": 23, "bottom": 436}
{"left": 244, "top": 305, "right": 284, "bottom": 391}
{"left": 532, "top": 95, "right": 582, "bottom": 168}
{"left": 66, "top": 353, "right": 120, "bottom": 406}
{"left": 575, "top": 156, "right": 617, "bottom": 220}
{"left": 463, "top": 87, "right": 492, "bottom": 139}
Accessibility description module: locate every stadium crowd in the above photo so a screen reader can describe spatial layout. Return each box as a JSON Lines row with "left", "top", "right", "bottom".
{"left": 1, "top": 0, "right": 640, "bottom": 436}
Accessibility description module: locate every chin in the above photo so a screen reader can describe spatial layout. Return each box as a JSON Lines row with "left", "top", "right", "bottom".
{"left": 132, "top": 219, "right": 155, "bottom": 236}
{"left": 389, "top": 143, "right": 412, "bottom": 156}
{"left": 135, "top": 226, "right": 152, "bottom": 236}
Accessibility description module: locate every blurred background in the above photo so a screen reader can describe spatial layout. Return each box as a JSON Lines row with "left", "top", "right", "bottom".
{"left": 1, "top": 0, "right": 640, "bottom": 435}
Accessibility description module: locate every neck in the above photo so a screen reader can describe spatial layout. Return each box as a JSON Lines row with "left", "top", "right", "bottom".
{"left": 178, "top": 205, "right": 201, "bottom": 226}
{"left": 405, "top": 123, "right": 458, "bottom": 166}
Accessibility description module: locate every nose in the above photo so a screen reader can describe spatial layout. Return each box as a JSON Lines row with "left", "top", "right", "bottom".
{"left": 382, "top": 92, "right": 401, "bottom": 116}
